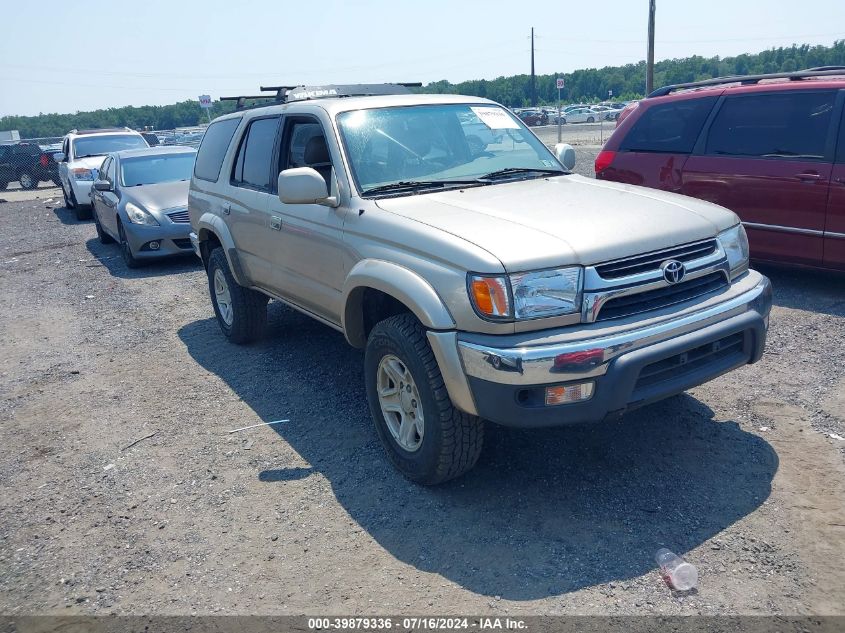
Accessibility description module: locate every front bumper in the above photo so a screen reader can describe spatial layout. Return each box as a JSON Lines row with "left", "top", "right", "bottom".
{"left": 446, "top": 271, "right": 772, "bottom": 427}
{"left": 122, "top": 220, "right": 194, "bottom": 260}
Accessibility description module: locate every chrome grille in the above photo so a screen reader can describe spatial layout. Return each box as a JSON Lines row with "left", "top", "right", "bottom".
{"left": 596, "top": 272, "right": 728, "bottom": 321}
{"left": 595, "top": 239, "right": 718, "bottom": 280}
{"left": 166, "top": 207, "right": 190, "bottom": 223}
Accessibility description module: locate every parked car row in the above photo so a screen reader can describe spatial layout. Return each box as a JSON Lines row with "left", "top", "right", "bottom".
{"left": 598, "top": 67, "right": 845, "bottom": 271}
{"left": 56, "top": 83, "right": 777, "bottom": 485}
{"left": 512, "top": 102, "right": 631, "bottom": 126}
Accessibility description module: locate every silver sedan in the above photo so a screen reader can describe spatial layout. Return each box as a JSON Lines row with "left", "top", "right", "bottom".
{"left": 89, "top": 146, "right": 197, "bottom": 268}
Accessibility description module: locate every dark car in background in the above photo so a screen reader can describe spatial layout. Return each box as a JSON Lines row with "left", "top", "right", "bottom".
{"left": 517, "top": 109, "right": 549, "bottom": 126}
{"left": 0, "top": 142, "right": 60, "bottom": 190}
{"left": 595, "top": 67, "right": 845, "bottom": 271}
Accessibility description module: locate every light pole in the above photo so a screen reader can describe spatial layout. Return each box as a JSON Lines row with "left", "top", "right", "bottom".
{"left": 646, "top": 0, "right": 656, "bottom": 94}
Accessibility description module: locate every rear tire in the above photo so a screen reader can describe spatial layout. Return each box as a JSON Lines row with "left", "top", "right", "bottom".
{"left": 207, "top": 247, "right": 267, "bottom": 344}
{"left": 365, "top": 313, "right": 484, "bottom": 485}
{"left": 18, "top": 171, "right": 37, "bottom": 190}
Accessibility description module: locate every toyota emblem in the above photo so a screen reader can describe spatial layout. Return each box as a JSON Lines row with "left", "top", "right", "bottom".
{"left": 660, "top": 259, "right": 686, "bottom": 284}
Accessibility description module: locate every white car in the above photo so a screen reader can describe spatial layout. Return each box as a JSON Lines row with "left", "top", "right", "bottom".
{"left": 558, "top": 107, "right": 600, "bottom": 124}
{"left": 55, "top": 128, "right": 149, "bottom": 220}
{"left": 590, "top": 105, "right": 619, "bottom": 121}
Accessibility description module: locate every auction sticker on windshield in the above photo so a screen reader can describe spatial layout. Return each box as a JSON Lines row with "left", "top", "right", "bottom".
{"left": 470, "top": 106, "right": 520, "bottom": 129}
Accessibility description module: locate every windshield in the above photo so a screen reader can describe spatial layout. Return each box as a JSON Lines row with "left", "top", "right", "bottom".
{"left": 120, "top": 152, "right": 196, "bottom": 187}
{"left": 72, "top": 134, "right": 148, "bottom": 159}
{"left": 336, "top": 104, "right": 563, "bottom": 194}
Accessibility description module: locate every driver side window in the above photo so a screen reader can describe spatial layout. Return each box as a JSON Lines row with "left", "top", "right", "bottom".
{"left": 280, "top": 118, "right": 333, "bottom": 189}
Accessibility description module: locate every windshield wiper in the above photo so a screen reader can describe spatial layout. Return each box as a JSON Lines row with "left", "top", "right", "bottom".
{"left": 76, "top": 153, "right": 106, "bottom": 159}
{"left": 362, "top": 179, "right": 483, "bottom": 196}
{"left": 478, "top": 167, "right": 565, "bottom": 181}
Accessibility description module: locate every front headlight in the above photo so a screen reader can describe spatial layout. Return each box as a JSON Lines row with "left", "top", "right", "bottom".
{"left": 511, "top": 267, "right": 582, "bottom": 319}
{"left": 125, "top": 202, "right": 160, "bottom": 226}
{"left": 469, "top": 267, "right": 583, "bottom": 321}
{"left": 718, "top": 224, "right": 749, "bottom": 278}
{"left": 71, "top": 167, "right": 94, "bottom": 181}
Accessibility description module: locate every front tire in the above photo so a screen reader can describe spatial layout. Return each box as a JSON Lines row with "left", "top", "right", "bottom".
{"left": 74, "top": 204, "right": 92, "bottom": 221}
{"left": 207, "top": 247, "right": 267, "bottom": 344}
{"left": 587, "top": 116, "right": 595, "bottom": 123}
{"left": 94, "top": 211, "right": 114, "bottom": 244}
{"left": 62, "top": 181, "right": 76, "bottom": 209}
{"left": 118, "top": 222, "right": 140, "bottom": 268}
{"left": 365, "top": 313, "right": 484, "bottom": 485}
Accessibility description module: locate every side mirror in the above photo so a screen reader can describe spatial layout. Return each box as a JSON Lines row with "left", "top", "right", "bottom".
{"left": 554, "top": 143, "right": 576, "bottom": 171}
{"left": 278, "top": 167, "right": 336, "bottom": 206}
{"left": 53, "top": 152, "right": 66, "bottom": 163}
{"left": 93, "top": 180, "right": 112, "bottom": 191}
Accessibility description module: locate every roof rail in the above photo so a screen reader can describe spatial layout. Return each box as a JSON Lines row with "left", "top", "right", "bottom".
{"left": 647, "top": 67, "right": 845, "bottom": 98}
{"left": 68, "top": 127, "right": 135, "bottom": 135}
{"left": 220, "top": 83, "right": 423, "bottom": 110}
{"left": 219, "top": 95, "right": 278, "bottom": 110}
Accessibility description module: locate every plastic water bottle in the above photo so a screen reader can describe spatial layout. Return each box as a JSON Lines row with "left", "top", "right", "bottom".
{"left": 655, "top": 548, "right": 698, "bottom": 590}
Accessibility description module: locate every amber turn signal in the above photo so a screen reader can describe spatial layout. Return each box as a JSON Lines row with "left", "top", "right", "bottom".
{"left": 470, "top": 275, "right": 510, "bottom": 318}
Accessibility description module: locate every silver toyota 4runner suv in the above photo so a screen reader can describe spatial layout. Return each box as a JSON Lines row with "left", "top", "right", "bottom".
{"left": 189, "top": 84, "right": 772, "bottom": 485}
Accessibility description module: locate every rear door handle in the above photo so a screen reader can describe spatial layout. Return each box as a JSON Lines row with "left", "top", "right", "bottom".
{"left": 795, "top": 172, "right": 822, "bottom": 182}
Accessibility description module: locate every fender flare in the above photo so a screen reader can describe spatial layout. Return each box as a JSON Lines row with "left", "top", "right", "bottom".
{"left": 342, "top": 259, "right": 456, "bottom": 348}
{"left": 194, "top": 212, "right": 249, "bottom": 287}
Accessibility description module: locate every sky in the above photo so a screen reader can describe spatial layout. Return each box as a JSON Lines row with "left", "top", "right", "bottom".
{"left": 1, "top": 0, "right": 843, "bottom": 117}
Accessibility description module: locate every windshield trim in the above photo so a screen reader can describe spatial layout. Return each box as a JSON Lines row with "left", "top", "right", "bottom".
{"left": 334, "top": 102, "right": 562, "bottom": 199}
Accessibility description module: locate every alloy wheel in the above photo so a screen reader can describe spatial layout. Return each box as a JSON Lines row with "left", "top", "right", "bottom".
{"left": 376, "top": 354, "right": 424, "bottom": 452}
{"left": 213, "top": 268, "right": 234, "bottom": 326}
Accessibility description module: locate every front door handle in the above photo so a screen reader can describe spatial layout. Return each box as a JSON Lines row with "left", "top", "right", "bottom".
{"left": 795, "top": 172, "right": 822, "bottom": 182}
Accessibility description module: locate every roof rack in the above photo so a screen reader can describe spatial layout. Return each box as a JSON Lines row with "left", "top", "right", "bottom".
{"left": 69, "top": 127, "right": 134, "bottom": 135}
{"left": 648, "top": 66, "right": 845, "bottom": 98}
{"left": 220, "top": 83, "right": 422, "bottom": 110}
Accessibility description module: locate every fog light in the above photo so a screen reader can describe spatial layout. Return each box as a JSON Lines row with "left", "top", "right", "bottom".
{"left": 148, "top": 241, "right": 160, "bottom": 250}
{"left": 545, "top": 382, "right": 594, "bottom": 406}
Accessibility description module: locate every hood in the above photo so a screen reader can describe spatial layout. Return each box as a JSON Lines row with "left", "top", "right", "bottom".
{"left": 122, "top": 181, "right": 189, "bottom": 214}
{"left": 71, "top": 156, "right": 109, "bottom": 171}
{"left": 374, "top": 175, "right": 738, "bottom": 271}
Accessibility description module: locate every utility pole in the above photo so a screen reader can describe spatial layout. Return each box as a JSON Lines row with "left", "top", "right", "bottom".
{"left": 530, "top": 27, "right": 536, "bottom": 107}
{"left": 646, "top": 0, "right": 656, "bottom": 94}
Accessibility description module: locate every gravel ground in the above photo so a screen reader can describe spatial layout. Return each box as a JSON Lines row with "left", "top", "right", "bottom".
{"left": 0, "top": 184, "right": 844, "bottom": 618}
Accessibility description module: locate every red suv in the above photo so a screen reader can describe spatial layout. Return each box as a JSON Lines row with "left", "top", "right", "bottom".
{"left": 595, "top": 68, "right": 845, "bottom": 271}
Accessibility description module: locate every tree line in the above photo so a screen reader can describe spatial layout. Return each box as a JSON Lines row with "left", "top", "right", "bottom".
{"left": 3, "top": 41, "right": 843, "bottom": 139}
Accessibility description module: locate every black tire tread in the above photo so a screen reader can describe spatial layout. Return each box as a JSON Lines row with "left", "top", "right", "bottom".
{"left": 208, "top": 247, "right": 267, "bottom": 344}
{"left": 369, "top": 313, "right": 483, "bottom": 485}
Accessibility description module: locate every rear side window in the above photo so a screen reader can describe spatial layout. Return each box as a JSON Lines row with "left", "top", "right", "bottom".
{"left": 705, "top": 91, "right": 837, "bottom": 160}
{"left": 620, "top": 97, "right": 716, "bottom": 153}
{"left": 194, "top": 118, "right": 240, "bottom": 182}
{"left": 231, "top": 116, "right": 280, "bottom": 190}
